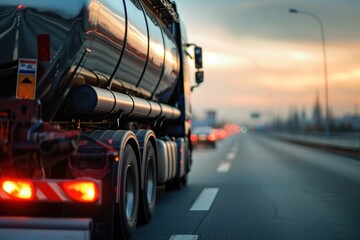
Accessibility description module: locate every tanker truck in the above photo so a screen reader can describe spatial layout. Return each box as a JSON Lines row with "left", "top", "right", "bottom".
{"left": 0, "top": 0, "right": 203, "bottom": 239}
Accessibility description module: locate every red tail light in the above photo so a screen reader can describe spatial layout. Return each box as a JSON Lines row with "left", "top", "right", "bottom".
{"left": 62, "top": 181, "right": 99, "bottom": 203}
{"left": 190, "top": 134, "right": 198, "bottom": 142}
{"left": 1, "top": 179, "right": 34, "bottom": 200}
{"left": 208, "top": 134, "right": 216, "bottom": 142}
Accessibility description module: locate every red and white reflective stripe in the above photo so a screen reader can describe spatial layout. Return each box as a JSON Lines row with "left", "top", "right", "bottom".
{"left": 35, "top": 188, "right": 46, "bottom": 201}
{"left": 35, "top": 182, "right": 70, "bottom": 202}
{"left": 49, "top": 182, "right": 68, "bottom": 201}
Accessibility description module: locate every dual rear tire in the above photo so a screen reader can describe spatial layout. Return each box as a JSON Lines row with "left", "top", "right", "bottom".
{"left": 139, "top": 142, "right": 157, "bottom": 224}
{"left": 115, "top": 144, "right": 139, "bottom": 240}
{"left": 115, "top": 142, "right": 157, "bottom": 239}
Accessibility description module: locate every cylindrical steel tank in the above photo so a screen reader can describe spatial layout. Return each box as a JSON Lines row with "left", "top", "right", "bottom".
{"left": 0, "top": 0, "right": 180, "bottom": 120}
{"left": 70, "top": 85, "right": 181, "bottom": 120}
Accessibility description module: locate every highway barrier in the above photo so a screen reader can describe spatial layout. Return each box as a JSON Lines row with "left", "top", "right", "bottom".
{"left": 269, "top": 132, "right": 360, "bottom": 159}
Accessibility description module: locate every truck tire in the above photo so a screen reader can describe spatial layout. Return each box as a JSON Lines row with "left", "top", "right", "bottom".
{"left": 115, "top": 144, "right": 139, "bottom": 240}
{"left": 139, "top": 142, "right": 157, "bottom": 223}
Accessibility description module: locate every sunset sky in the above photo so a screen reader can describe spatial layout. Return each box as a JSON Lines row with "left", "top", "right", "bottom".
{"left": 174, "top": 0, "right": 360, "bottom": 124}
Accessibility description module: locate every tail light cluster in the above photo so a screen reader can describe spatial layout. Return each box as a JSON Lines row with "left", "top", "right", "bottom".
{"left": 207, "top": 134, "right": 216, "bottom": 142}
{"left": 0, "top": 179, "right": 100, "bottom": 203}
{"left": 63, "top": 181, "right": 99, "bottom": 202}
{"left": 1, "top": 179, "right": 33, "bottom": 200}
{"left": 190, "top": 133, "right": 216, "bottom": 142}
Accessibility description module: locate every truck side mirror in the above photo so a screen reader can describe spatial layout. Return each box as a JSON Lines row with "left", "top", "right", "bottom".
{"left": 191, "top": 71, "right": 204, "bottom": 91}
{"left": 195, "top": 71, "right": 204, "bottom": 84}
{"left": 194, "top": 47, "right": 202, "bottom": 69}
{"left": 186, "top": 44, "right": 204, "bottom": 91}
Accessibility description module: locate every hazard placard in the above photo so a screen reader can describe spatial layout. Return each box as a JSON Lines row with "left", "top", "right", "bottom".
{"left": 16, "top": 59, "right": 37, "bottom": 99}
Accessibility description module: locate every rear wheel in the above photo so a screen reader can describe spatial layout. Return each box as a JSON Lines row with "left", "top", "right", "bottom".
{"left": 139, "top": 142, "right": 157, "bottom": 223}
{"left": 114, "top": 144, "right": 139, "bottom": 240}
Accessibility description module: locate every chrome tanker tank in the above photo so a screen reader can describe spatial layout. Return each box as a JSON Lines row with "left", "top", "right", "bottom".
{"left": 0, "top": 0, "right": 180, "bottom": 120}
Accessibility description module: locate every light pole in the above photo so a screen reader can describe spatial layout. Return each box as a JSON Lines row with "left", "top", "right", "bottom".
{"left": 289, "top": 8, "right": 330, "bottom": 135}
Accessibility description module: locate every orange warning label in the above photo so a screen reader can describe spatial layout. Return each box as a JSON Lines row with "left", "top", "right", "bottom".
{"left": 16, "top": 59, "right": 37, "bottom": 99}
{"left": 17, "top": 75, "right": 36, "bottom": 99}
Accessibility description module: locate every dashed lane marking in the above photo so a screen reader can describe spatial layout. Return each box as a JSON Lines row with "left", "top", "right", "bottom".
{"left": 169, "top": 235, "right": 199, "bottom": 240}
{"left": 217, "top": 162, "right": 231, "bottom": 172}
{"left": 226, "top": 152, "right": 236, "bottom": 160}
{"left": 190, "top": 188, "right": 219, "bottom": 211}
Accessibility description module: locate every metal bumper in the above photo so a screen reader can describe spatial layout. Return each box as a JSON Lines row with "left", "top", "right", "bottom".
{"left": 0, "top": 217, "right": 92, "bottom": 240}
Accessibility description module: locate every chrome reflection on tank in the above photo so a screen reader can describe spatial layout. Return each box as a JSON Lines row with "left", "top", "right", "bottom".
{"left": 80, "top": 0, "right": 127, "bottom": 88}
{"left": 136, "top": 2, "right": 165, "bottom": 93}
{"left": 152, "top": 24, "right": 180, "bottom": 102}
{"left": 113, "top": 0, "right": 148, "bottom": 90}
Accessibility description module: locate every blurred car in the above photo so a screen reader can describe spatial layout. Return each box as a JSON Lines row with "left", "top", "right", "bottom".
{"left": 191, "top": 126, "right": 216, "bottom": 148}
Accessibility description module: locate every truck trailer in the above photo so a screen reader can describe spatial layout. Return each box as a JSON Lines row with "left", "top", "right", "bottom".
{"left": 0, "top": 0, "right": 203, "bottom": 239}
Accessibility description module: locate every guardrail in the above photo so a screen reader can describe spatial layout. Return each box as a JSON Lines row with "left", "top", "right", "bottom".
{"left": 269, "top": 132, "right": 360, "bottom": 159}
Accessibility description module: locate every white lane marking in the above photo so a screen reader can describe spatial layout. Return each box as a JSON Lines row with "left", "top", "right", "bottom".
{"left": 169, "top": 235, "right": 199, "bottom": 240}
{"left": 190, "top": 188, "right": 219, "bottom": 211}
{"left": 217, "top": 162, "right": 231, "bottom": 172}
{"left": 226, "top": 152, "right": 236, "bottom": 160}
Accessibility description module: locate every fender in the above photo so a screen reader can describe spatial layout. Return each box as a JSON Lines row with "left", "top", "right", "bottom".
{"left": 83, "top": 130, "right": 141, "bottom": 203}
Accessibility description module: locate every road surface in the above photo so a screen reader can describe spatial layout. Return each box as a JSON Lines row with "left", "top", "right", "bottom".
{"left": 134, "top": 133, "right": 360, "bottom": 240}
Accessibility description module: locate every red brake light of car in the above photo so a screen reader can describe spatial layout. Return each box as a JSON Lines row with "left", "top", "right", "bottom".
{"left": 1, "top": 179, "right": 34, "bottom": 200}
{"left": 208, "top": 134, "right": 216, "bottom": 142}
{"left": 62, "top": 181, "right": 99, "bottom": 203}
{"left": 190, "top": 134, "right": 198, "bottom": 142}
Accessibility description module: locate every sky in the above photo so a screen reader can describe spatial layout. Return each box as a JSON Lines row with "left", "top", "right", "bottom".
{"left": 174, "top": 0, "right": 360, "bottom": 124}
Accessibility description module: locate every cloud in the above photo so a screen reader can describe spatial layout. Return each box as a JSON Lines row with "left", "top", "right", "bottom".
{"left": 177, "top": 0, "right": 360, "bottom": 43}
{"left": 176, "top": 0, "right": 360, "bottom": 122}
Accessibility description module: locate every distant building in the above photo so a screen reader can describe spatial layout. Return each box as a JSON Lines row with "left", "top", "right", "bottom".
{"left": 205, "top": 110, "right": 216, "bottom": 126}
{"left": 312, "top": 91, "right": 323, "bottom": 129}
{"left": 300, "top": 108, "right": 307, "bottom": 127}
{"left": 192, "top": 110, "right": 218, "bottom": 128}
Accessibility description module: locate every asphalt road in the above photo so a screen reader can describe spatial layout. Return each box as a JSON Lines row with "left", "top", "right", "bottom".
{"left": 134, "top": 133, "right": 360, "bottom": 240}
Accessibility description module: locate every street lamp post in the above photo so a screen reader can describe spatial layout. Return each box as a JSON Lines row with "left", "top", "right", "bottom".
{"left": 289, "top": 8, "right": 330, "bottom": 135}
